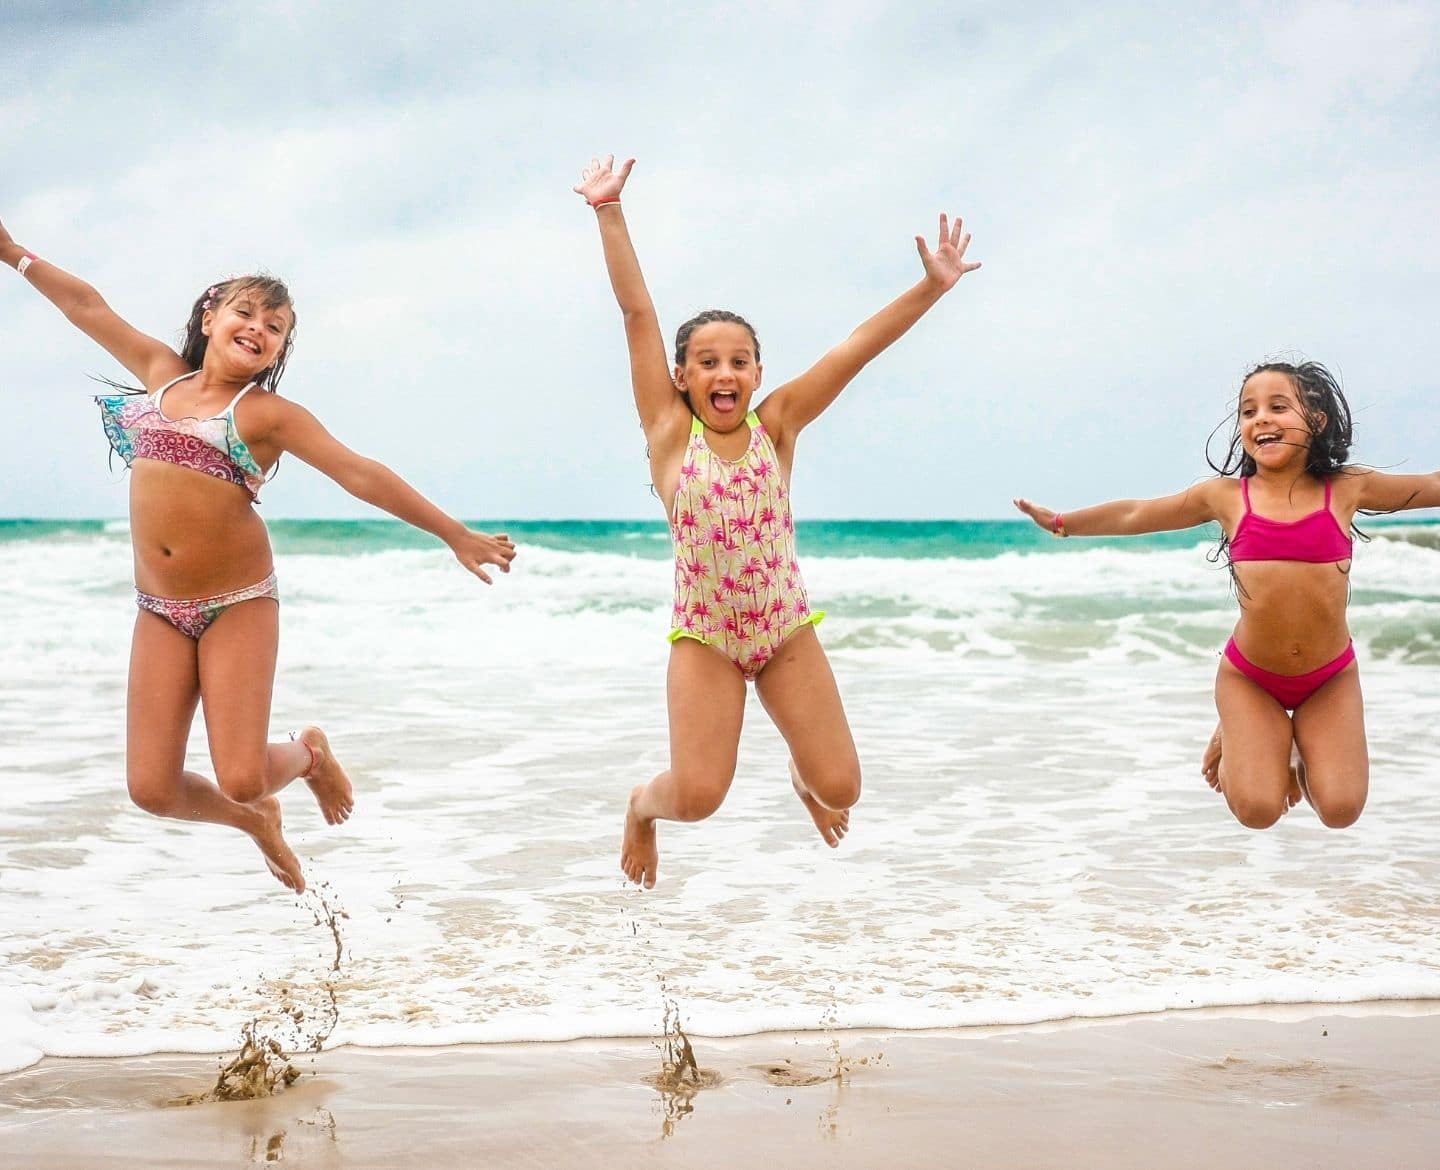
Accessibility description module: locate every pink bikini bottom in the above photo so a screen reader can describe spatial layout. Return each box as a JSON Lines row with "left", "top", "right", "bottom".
{"left": 1223, "top": 637, "right": 1355, "bottom": 710}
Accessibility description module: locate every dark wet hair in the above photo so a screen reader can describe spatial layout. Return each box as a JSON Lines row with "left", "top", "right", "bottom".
{"left": 1206, "top": 359, "right": 1360, "bottom": 592}
{"left": 179, "top": 275, "right": 297, "bottom": 393}
{"left": 673, "top": 309, "right": 761, "bottom": 366}
{"left": 1207, "top": 360, "right": 1353, "bottom": 480}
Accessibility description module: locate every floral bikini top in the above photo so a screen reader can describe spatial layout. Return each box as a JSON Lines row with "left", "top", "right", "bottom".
{"left": 96, "top": 370, "right": 270, "bottom": 502}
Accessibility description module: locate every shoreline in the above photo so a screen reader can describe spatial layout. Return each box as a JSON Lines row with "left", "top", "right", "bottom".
{"left": 5, "top": 1004, "right": 1439, "bottom": 1169}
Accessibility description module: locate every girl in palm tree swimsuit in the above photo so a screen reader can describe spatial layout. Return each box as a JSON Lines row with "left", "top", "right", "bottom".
{"left": 575, "top": 154, "right": 981, "bottom": 888}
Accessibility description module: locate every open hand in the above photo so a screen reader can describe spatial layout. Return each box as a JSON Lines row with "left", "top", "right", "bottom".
{"left": 1012, "top": 497, "right": 1059, "bottom": 533}
{"left": 451, "top": 529, "right": 517, "bottom": 584}
{"left": 573, "top": 154, "right": 634, "bottom": 206}
{"left": 916, "top": 213, "right": 981, "bottom": 291}
{"left": 0, "top": 216, "right": 13, "bottom": 250}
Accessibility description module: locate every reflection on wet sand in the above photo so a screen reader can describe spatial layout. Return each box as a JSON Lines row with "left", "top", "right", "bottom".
{"left": 646, "top": 997, "right": 723, "bottom": 1138}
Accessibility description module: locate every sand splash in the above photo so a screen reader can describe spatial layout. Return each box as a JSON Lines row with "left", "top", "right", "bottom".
{"left": 171, "top": 884, "right": 347, "bottom": 1106}
{"left": 758, "top": 995, "right": 885, "bottom": 1087}
{"left": 644, "top": 991, "right": 723, "bottom": 1138}
{"left": 626, "top": 893, "right": 723, "bottom": 1139}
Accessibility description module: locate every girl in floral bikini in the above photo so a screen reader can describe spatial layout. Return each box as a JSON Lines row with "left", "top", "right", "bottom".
{"left": 575, "top": 155, "right": 980, "bottom": 888}
{"left": 2, "top": 218, "right": 516, "bottom": 893}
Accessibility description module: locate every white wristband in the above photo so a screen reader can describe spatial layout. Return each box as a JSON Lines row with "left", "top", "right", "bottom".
{"left": 16, "top": 253, "right": 37, "bottom": 276}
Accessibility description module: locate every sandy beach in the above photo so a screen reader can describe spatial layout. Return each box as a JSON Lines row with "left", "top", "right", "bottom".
{"left": 3, "top": 1004, "right": 1438, "bottom": 1169}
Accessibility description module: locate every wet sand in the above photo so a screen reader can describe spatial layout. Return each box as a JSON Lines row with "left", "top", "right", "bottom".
{"left": 3, "top": 1005, "right": 1438, "bottom": 1169}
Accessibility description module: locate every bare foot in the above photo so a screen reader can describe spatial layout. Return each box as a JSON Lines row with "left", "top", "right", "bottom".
{"left": 298, "top": 727, "right": 354, "bottom": 825}
{"left": 1289, "top": 743, "right": 1307, "bottom": 809}
{"left": 250, "top": 796, "right": 305, "bottom": 892}
{"left": 1201, "top": 725, "right": 1223, "bottom": 791}
{"left": 621, "top": 785, "right": 659, "bottom": 889}
{"left": 790, "top": 759, "right": 849, "bottom": 848}
{"left": 1203, "top": 725, "right": 1306, "bottom": 811}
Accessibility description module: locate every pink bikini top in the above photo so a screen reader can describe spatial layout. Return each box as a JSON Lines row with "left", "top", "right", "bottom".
{"left": 1229, "top": 477, "right": 1352, "bottom": 563}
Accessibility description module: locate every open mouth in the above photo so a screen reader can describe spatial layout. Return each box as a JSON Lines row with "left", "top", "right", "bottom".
{"left": 710, "top": 391, "right": 738, "bottom": 414}
{"left": 1255, "top": 433, "right": 1283, "bottom": 447}
{"left": 235, "top": 337, "right": 261, "bottom": 356}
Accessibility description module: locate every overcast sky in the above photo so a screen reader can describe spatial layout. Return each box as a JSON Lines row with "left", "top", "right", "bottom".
{"left": 2, "top": 1, "right": 1437, "bottom": 520}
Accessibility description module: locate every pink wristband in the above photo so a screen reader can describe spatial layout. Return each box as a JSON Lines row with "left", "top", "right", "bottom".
{"left": 589, "top": 196, "right": 621, "bottom": 208}
{"left": 16, "top": 252, "right": 38, "bottom": 276}
{"left": 1052, "top": 513, "right": 1068, "bottom": 537}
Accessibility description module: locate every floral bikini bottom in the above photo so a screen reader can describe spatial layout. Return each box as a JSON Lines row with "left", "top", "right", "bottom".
{"left": 136, "top": 573, "right": 279, "bottom": 640}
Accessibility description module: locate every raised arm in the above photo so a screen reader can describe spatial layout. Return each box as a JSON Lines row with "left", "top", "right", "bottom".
{"left": 253, "top": 396, "right": 516, "bottom": 583}
{"left": 1350, "top": 467, "right": 1440, "bottom": 514}
{"left": 1013, "top": 480, "right": 1224, "bottom": 538}
{"left": 1, "top": 217, "right": 185, "bottom": 389}
{"left": 761, "top": 213, "right": 981, "bottom": 443}
{"left": 574, "top": 156, "right": 688, "bottom": 442}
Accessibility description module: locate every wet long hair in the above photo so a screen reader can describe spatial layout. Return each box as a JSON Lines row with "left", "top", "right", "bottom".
{"left": 1205, "top": 359, "right": 1361, "bottom": 590}
{"left": 179, "top": 275, "right": 296, "bottom": 392}
{"left": 1207, "top": 360, "right": 1353, "bottom": 481}
{"left": 98, "top": 275, "right": 297, "bottom": 395}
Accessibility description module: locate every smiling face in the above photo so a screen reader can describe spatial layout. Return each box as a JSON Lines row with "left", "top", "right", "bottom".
{"left": 1239, "top": 368, "right": 1324, "bottom": 470}
{"left": 202, "top": 286, "right": 294, "bottom": 377}
{"left": 675, "top": 321, "right": 762, "bottom": 432}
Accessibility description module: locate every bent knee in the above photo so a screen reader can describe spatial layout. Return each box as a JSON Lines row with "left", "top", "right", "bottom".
{"left": 808, "top": 762, "right": 862, "bottom": 811}
{"left": 1226, "top": 790, "right": 1287, "bottom": 831}
{"left": 215, "top": 765, "right": 267, "bottom": 804}
{"left": 1314, "top": 793, "right": 1366, "bottom": 829}
{"left": 127, "top": 775, "right": 175, "bottom": 817}
{"left": 668, "top": 775, "right": 731, "bottom": 823}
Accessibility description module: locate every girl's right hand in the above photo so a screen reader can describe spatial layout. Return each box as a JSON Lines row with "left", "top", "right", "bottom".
{"left": 0, "top": 216, "right": 14, "bottom": 248}
{"left": 573, "top": 154, "right": 634, "bottom": 206}
{"left": 450, "top": 529, "right": 518, "bottom": 584}
{"left": 1013, "top": 497, "right": 1060, "bottom": 533}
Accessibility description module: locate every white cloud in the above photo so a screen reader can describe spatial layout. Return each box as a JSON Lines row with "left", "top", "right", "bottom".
{"left": 2, "top": 1, "right": 1437, "bottom": 518}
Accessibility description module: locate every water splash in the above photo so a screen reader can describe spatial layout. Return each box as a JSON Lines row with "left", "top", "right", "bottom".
{"left": 645, "top": 993, "right": 722, "bottom": 1138}
{"left": 756, "top": 994, "right": 886, "bottom": 1092}
{"left": 170, "top": 883, "right": 346, "bottom": 1106}
{"left": 624, "top": 901, "right": 722, "bottom": 1137}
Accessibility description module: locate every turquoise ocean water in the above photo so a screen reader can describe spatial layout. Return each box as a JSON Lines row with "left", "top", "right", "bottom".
{"left": 2, "top": 514, "right": 1439, "bottom": 1073}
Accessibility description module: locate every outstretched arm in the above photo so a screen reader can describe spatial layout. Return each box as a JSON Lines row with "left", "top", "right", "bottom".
{"left": 1351, "top": 467, "right": 1440, "bottom": 513}
{"left": 574, "top": 156, "right": 688, "bottom": 442}
{"left": 1013, "top": 481, "right": 1223, "bottom": 537}
{"left": 261, "top": 397, "right": 516, "bottom": 583}
{"left": 762, "top": 213, "right": 981, "bottom": 442}
{"left": 1, "top": 217, "right": 184, "bottom": 388}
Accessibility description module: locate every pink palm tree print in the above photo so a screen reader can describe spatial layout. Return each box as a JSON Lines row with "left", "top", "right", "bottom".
{"left": 668, "top": 416, "right": 817, "bottom": 679}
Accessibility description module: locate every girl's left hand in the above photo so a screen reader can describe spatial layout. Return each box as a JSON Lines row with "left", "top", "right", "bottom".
{"left": 450, "top": 529, "right": 518, "bottom": 584}
{"left": 917, "top": 213, "right": 981, "bottom": 291}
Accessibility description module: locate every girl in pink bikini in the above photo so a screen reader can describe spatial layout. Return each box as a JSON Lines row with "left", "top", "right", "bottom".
{"left": 1015, "top": 361, "right": 1440, "bottom": 830}
{"left": 574, "top": 155, "right": 981, "bottom": 888}
{"left": 2, "top": 219, "right": 516, "bottom": 893}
